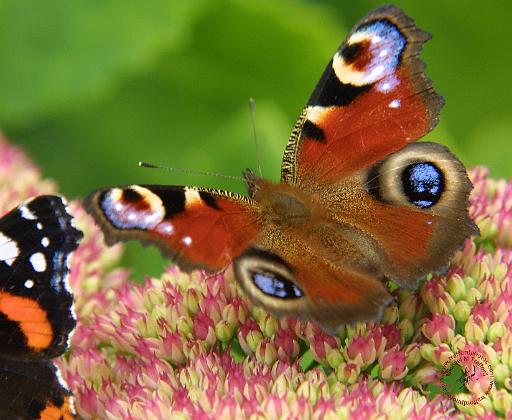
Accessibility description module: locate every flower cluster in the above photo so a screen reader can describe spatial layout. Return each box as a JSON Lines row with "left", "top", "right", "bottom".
{"left": 0, "top": 133, "right": 56, "bottom": 213}
{"left": 61, "top": 167, "right": 512, "bottom": 418}
{"left": 63, "top": 253, "right": 457, "bottom": 419}
{"left": 2, "top": 133, "right": 512, "bottom": 418}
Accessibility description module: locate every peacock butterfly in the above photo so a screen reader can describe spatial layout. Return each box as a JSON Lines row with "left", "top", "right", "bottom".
{"left": 85, "top": 5, "right": 478, "bottom": 333}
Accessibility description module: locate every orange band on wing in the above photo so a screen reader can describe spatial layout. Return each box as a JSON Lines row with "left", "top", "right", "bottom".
{"left": 39, "top": 397, "right": 74, "bottom": 420}
{"left": 0, "top": 292, "right": 52, "bottom": 350}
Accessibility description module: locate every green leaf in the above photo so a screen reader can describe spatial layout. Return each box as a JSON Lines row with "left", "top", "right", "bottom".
{"left": 229, "top": 338, "right": 246, "bottom": 363}
{"left": 370, "top": 364, "right": 379, "bottom": 379}
{"left": 299, "top": 349, "right": 316, "bottom": 371}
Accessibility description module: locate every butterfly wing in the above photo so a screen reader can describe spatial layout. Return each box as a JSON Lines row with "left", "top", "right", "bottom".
{"left": 0, "top": 195, "right": 82, "bottom": 419}
{"left": 0, "top": 196, "right": 82, "bottom": 359}
{"left": 234, "top": 227, "right": 393, "bottom": 332}
{"left": 85, "top": 6, "right": 478, "bottom": 333}
{"left": 280, "top": 6, "right": 477, "bottom": 289}
{"left": 0, "top": 358, "right": 75, "bottom": 420}
{"left": 85, "top": 185, "right": 261, "bottom": 272}
{"left": 281, "top": 5, "right": 443, "bottom": 184}
{"left": 343, "top": 142, "right": 477, "bottom": 287}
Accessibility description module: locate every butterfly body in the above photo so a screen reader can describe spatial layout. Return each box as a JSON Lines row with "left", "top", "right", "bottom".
{"left": 86, "top": 6, "right": 478, "bottom": 332}
{"left": 247, "top": 175, "right": 321, "bottom": 228}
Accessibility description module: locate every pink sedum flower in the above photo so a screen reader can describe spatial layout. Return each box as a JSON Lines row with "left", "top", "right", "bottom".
{"left": 422, "top": 314, "right": 456, "bottom": 345}
{"left": 308, "top": 332, "right": 340, "bottom": 363}
{"left": 336, "top": 362, "right": 361, "bottom": 385}
{"left": 273, "top": 329, "right": 300, "bottom": 361}
{"left": 343, "top": 335, "right": 377, "bottom": 369}
{"left": 3, "top": 133, "right": 512, "bottom": 418}
{"left": 379, "top": 348, "right": 409, "bottom": 381}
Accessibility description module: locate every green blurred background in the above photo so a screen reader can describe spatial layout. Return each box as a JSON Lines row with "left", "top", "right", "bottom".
{"left": 1, "top": 0, "right": 511, "bottom": 278}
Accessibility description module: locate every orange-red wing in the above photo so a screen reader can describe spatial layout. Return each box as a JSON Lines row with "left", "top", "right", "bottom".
{"left": 85, "top": 185, "right": 261, "bottom": 272}
{"left": 233, "top": 242, "right": 392, "bottom": 334}
{"left": 281, "top": 5, "right": 443, "bottom": 184}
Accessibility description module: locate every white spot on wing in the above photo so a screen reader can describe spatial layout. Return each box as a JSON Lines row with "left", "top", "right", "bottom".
{"left": 369, "top": 64, "right": 385, "bottom": 79}
{"left": 376, "top": 75, "right": 400, "bottom": 93}
{"left": 389, "top": 99, "right": 401, "bottom": 108}
{"left": 306, "top": 105, "right": 332, "bottom": 124}
{"left": 68, "top": 395, "right": 76, "bottom": 416}
{"left": 0, "top": 232, "right": 19, "bottom": 266}
{"left": 20, "top": 205, "right": 36, "bottom": 220}
{"left": 182, "top": 236, "right": 192, "bottom": 246}
{"left": 63, "top": 252, "right": 77, "bottom": 324}
{"left": 36, "top": 222, "right": 43, "bottom": 230}
{"left": 30, "top": 252, "right": 47, "bottom": 272}
{"left": 41, "top": 237, "right": 50, "bottom": 247}
{"left": 184, "top": 187, "right": 202, "bottom": 208}
{"left": 347, "top": 31, "right": 371, "bottom": 45}
{"left": 156, "top": 222, "right": 175, "bottom": 235}
{"left": 24, "top": 279, "right": 34, "bottom": 289}
{"left": 54, "top": 365, "right": 71, "bottom": 392}
{"left": 144, "top": 213, "right": 162, "bottom": 226}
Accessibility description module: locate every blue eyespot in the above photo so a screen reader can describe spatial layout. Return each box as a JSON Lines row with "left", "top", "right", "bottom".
{"left": 358, "top": 20, "right": 406, "bottom": 66}
{"left": 402, "top": 162, "right": 444, "bottom": 208}
{"left": 338, "top": 20, "right": 406, "bottom": 89}
{"left": 253, "top": 273, "right": 303, "bottom": 299}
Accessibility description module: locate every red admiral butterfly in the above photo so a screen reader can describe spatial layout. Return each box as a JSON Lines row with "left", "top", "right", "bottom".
{"left": 85, "top": 6, "right": 478, "bottom": 333}
{"left": 0, "top": 196, "right": 82, "bottom": 419}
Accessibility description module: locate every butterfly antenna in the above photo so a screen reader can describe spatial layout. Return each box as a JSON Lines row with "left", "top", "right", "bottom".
{"left": 139, "top": 161, "right": 245, "bottom": 182}
{"left": 249, "top": 97, "right": 263, "bottom": 177}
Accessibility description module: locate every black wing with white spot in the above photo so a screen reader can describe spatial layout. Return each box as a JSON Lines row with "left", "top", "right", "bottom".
{"left": 0, "top": 195, "right": 82, "bottom": 419}
{"left": 0, "top": 195, "right": 82, "bottom": 359}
